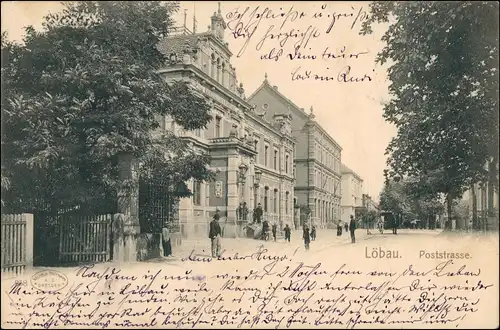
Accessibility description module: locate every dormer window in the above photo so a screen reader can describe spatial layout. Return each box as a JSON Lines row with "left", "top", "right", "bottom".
{"left": 169, "top": 53, "right": 178, "bottom": 64}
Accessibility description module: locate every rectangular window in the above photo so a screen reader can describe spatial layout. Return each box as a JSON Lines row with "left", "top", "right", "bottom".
{"left": 193, "top": 180, "right": 201, "bottom": 205}
{"left": 285, "top": 192, "right": 289, "bottom": 214}
{"left": 274, "top": 189, "right": 278, "bottom": 213}
{"left": 285, "top": 154, "right": 289, "bottom": 174}
{"left": 274, "top": 150, "right": 278, "bottom": 170}
{"left": 215, "top": 116, "right": 221, "bottom": 138}
{"left": 265, "top": 145, "right": 269, "bottom": 167}
{"left": 264, "top": 188, "right": 269, "bottom": 212}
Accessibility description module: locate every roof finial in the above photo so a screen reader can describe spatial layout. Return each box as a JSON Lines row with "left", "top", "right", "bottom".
{"left": 193, "top": 1, "right": 197, "bottom": 34}
{"left": 309, "top": 106, "right": 315, "bottom": 119}
{"left": 264, "top": 72, "right": 268, "bottom": 81}
{"left": 183, "top": 9, "right": 187, "bottom": 32}
{"left": 218, "top": 1, "right": 221, "bottom": 14}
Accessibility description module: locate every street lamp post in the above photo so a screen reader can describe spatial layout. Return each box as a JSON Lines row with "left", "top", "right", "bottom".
{"left": 236, "top": 163, "right": 248, "bottom": 224}
{"left": 254, "top": 169, "right": 262, "bottom": 204}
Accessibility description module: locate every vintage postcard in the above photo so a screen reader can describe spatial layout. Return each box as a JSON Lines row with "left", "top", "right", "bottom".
{"left": 1, "top": 1, "right": 499, "bottom": 329}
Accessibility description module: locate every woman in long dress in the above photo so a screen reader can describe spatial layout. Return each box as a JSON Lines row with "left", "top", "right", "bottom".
{"left": 162, "top": 226, "right": 172, "bottom": 257}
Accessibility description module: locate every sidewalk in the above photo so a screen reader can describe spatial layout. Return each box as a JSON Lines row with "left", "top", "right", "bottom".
{"left": 171, "top": 228, "right": 375, "bottom": 257}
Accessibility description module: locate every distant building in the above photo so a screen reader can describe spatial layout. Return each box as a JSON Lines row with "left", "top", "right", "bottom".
{"left": 156, "top": 5, "right": 295, "bottom": 239}
{"left": 362, "top": 194, "right": 379, "bottom": 212}
{"left": 340, "top": 164, "right": 364, "bottom": 224}
{"left": 248, "top": 77, "right": 342, "bottom": 229}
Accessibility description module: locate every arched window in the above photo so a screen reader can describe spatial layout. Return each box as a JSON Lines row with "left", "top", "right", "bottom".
{"left": 221, "top": 62, "right": 226, "bottom": 86}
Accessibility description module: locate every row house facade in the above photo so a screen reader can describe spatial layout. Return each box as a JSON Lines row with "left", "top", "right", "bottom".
{"left": 248, "top": 78, "right": 342, "bottom": 229}
{"left": 340, "top": 163, "right": 364, "bottom": 224}
{"left": 156, "top": 7, "right": 295, "bottom": 239}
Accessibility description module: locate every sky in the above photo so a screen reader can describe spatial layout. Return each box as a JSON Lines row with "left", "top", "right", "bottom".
{"left": 1, "top": 1, "right": 397, "bottom": 201}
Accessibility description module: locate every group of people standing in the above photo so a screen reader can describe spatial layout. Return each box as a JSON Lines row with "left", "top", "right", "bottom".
{"left": 337, "top": 215, "right": 358, "bottom": 243}
{"left": 161, "top": 207, "right": 367, "bottom": 259}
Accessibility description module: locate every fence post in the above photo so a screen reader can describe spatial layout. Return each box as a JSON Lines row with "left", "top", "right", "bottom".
{"left": 23, "top": 213, "right": 34, "bottom": 269}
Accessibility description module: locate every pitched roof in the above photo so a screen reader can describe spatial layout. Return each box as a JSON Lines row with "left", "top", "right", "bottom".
{"left": 247, "top": 79, "right": 310, "bottom": 120}
{"left": 157, "top": 34, "right": 202, "bottom": 58}
{"left": 341, "top": 163, "right": 363, "bottom": 181}
{"left": 248, "top": 79, "right": 343, "bottom": 151}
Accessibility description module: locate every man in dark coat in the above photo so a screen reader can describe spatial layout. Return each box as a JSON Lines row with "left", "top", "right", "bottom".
{"left": 284, "top": 224, "right": 291, "bottom": 243}
{"left": 271, "top": 223, "right": 277, "bottom": 242}
{"left": 209, "top": 209, "right": 222, "bottom": 257}
{"left": 303, "top": 226, "right": 311, "bottom": 250}
{"left": 392, "top": 214, "right": 398, "bottom": 235}
{"left": 349, "top": 215, "right": 357, "bottom": 243}
{"left": 254, "top": 203, "right": 263, "bottom": 224}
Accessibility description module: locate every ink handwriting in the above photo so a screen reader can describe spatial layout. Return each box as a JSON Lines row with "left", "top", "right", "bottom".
{"left": 2, "top": 254, "right": 493, "bottom": 329}
{"left": 224, "top": 4, "right": 374, "bottom": 82}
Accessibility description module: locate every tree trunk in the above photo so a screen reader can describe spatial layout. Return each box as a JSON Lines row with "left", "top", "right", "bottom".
{"left": 445, "top": 193, "right": 453, "bottom": 230}
{"left": 471, "top": 184, "right": 479, "bottom": 230}
{"left": 488, "top": 159, "right": 496, "bottom": 217}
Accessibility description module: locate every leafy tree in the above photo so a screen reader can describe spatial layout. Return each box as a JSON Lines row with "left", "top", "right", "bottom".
{"left": 1, "top": 1, "right": 214, "bottom": 213}
{"left": 379, "top": 178, "right": 410, "bottom": 216}
{"left": 362, "top": 2, "right": 499, "bottom": 230}
{"left": 452, "top": 200, "right": 470, "bottom": 228}
{"left": 403, "top": 174, "right": 444, "bottom": 228}
{"left": 380, "top": 172, "right": 444, "bottom": 229}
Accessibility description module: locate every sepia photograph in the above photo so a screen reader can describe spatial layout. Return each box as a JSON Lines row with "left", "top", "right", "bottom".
{"left": 1, "top": 1, "right": 499, "bottom": 329}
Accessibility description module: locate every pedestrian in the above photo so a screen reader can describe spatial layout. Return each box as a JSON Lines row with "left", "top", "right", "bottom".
{"left": 262, "top": 219, "right": 270, "bottom": 240}
{"left": 311, "top": 225, "right": 317, "bottom": 241}
{"left": 162, "top": 226, "right": 172, "bottom": 257}
{"left": 303, "top": 226, "right": 311, "bottom": 250}
{"left": 337, "top": 221, "right": 343, "bottom": 236}
{"left": 284, "top": 224, "right": 291, "bottom": 243}
{"left": 392, "top": 214, "right": 398, "bottom": 235}
{"left": 254, "top": 203, "right": 263, "bottom": 224}
{"left": 378, "top": 217, "right": 384, "bottom": 234}
{"left": 344, "top": 222, "right": 348, "bottom": 234}
{"left": 209, "top": 209, "right": 222, "bottom": 258}
{"left": 271, "top": 223, "right": 277, "bottom": 242}
{"left": 349, "top": 215, "right": 356, "bottom": 243}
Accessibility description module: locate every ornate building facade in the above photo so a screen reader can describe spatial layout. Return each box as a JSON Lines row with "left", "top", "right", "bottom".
{"left": 156, "top": 6, "right": 295, "bottom": 239}
{"left": 340, "top": 163, "right": 364, "bottom": 224}
{"left": 248, "top": 78, "right": 342, "bottom": 229}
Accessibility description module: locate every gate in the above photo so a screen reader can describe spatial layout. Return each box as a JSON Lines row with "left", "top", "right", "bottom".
{"left": 139, "top": 178, "right": 181, "bottom": 234}
{"left": 59, "top": 214, "right": 113, "bottom": 264}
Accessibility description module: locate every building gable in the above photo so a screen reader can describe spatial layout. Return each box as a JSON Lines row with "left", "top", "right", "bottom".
{"left": 247, "top": 81, "right": 310, "bottom": 131}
